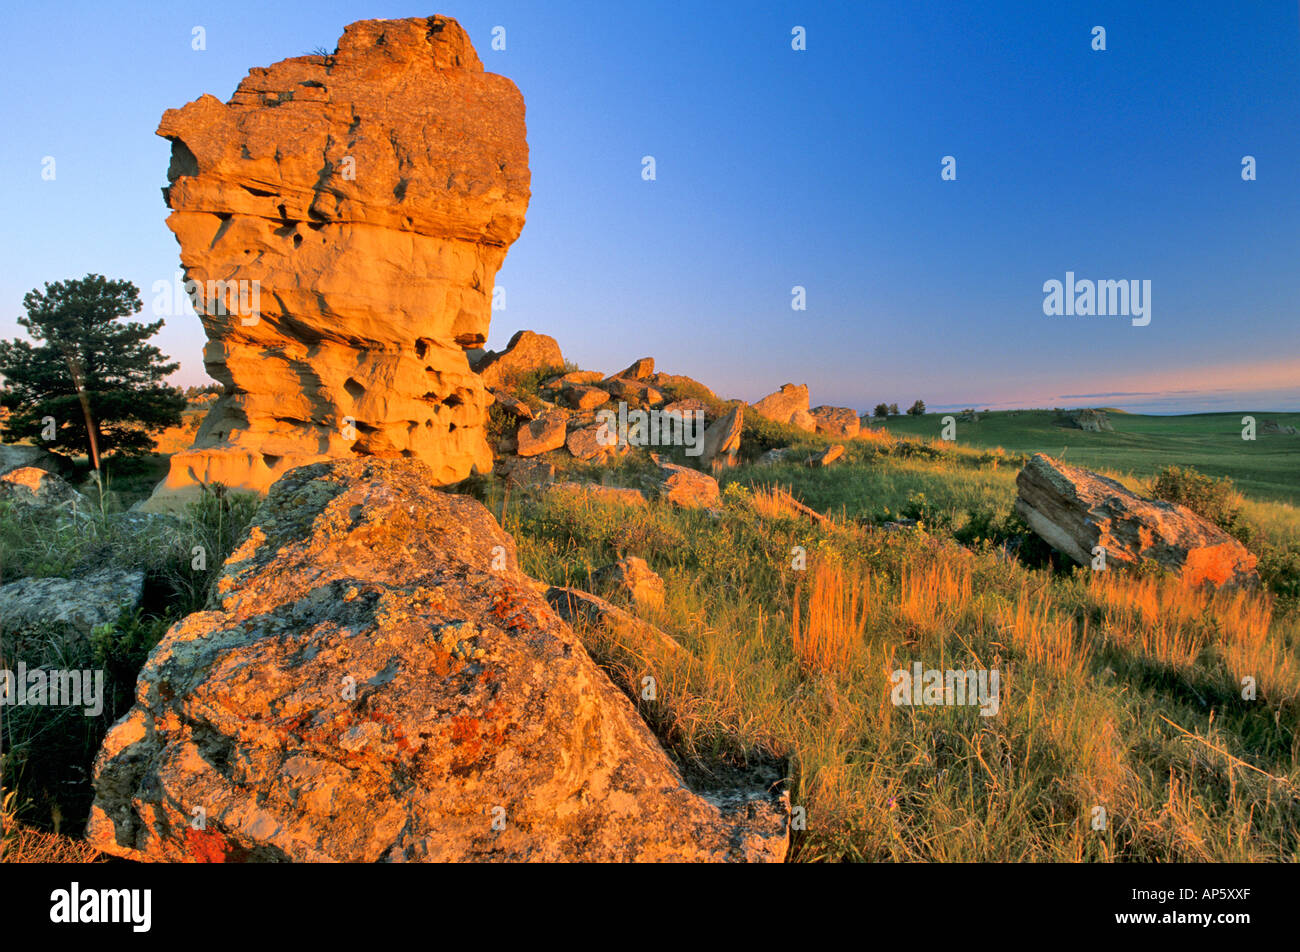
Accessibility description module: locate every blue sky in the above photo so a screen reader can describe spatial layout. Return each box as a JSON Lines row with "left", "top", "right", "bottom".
{"left": 1, "top": 0, "right": 1297, "bottom": 413}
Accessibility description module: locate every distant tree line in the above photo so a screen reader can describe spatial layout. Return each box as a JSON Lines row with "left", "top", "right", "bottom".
{"left": 872, "top": 401, "right": 926, "bottom": 418}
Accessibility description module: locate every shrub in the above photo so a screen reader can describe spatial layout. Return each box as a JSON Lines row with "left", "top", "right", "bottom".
{"left": 1149, "top": 465, "right": 1242, "bottom": 533}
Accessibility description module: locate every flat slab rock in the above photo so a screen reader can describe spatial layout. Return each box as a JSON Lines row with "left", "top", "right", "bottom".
{"left": 88, "top": 458, "right": 787, "bottom": 862}
{"left": 1015, "top": 453, "right": 1259, "bottom": 589}
{"left": 0, "top": 568, "right": 145, "bottom": 637}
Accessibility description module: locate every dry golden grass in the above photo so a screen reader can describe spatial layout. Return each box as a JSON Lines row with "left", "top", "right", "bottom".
{"left": 1083, "top": 572, "right": 1294, "bottom": 700}
{"left": 896, "top": 557, "right": 973, "bottom": 638}
{"left": 791, "top": 560, "right": 877, "bottom": 674}
{"left": 1, "top": 827, "right": 105, "bottom": 863}
{"left": 989, "top": 584, "right": 1092, "bottom": 680}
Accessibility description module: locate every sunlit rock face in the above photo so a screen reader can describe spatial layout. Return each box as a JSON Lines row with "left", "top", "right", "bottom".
{"left": 143, "top": 16, "right": 529, "bottom": 511}
{"left": 89, "top": 459, "right": 790, "bottom": 862}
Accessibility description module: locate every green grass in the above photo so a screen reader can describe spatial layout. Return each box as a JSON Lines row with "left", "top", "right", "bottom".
{"left": 875, "top": 410, "right": 1300, "bottom": 504}
{"left": 0, "top": 485, "right": 258, "bottom": 841}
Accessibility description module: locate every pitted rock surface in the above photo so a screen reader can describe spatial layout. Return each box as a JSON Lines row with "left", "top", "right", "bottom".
{"left": 143, "top": 16, "right": 530, "bottom": 511}
{"left": 89, "top": 458, "right": 787, "bottom": 861}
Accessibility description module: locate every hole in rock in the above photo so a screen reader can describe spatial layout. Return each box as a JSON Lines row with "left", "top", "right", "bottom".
{"left": 292, "top": 233, "right": 303, "bottom": 248}
{"left": 344, "top": 378, "right": 366, "bottom": 400}
{"left": 262, "top": 454, "right": 282, "bottom": 469}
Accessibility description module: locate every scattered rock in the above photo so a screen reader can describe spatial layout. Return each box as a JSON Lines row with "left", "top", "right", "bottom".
{"left": 1260, "top": 420, "right": 1298, "bottom": 435}
{"left": 811, "top": 406, "right": 860, "bottom": 439}
{"left": 1015, "top": 453, "right": 1259, "bottom": 589}
{"left": 541, "top": 370, "right": 603, "bottom": 392}
{"left": 790, "top": 409, "right": 817, "bottom": 432}
{"left": 566, "top": 423, "right": 618, "bottom": 462}
{"left": 1069, "top": 409, "right": 1113, "bottom": 432}
{"left": 494, "top": 456, "right": 554, "bottom": 488}
{"left": 700, "top": 405, "right": 743, "bottom": 468}
{"left": 545, "top": 585, "right": 688, "bottom": 659}
{"left": 141, "top": 16, "right": 529, "bottom": 511}
{"left": 0, "top": 467, "right": 88, "bottom": 512}
{"left": 515, "top": 410, "right": 569, "bottom": 457}
{"left": 477, "top": 331, "right": 565, "bottom": 389}
{"left": 88, "top": 458, "right": 787, "bottom": 862}
{"left": 591, "top": 556, "right": 666, "bottom": 610}
{"left": 648, "top": 456, "right": 720, "bottom": 509}
{"left": 612, "top": 357, "right": 655, "bottom": 381}
{"left": 488, "top": 388, "right": 535, "bottom": 421}
{"left": 809, "top": 444, "right": 845, "bottom": 467}
{"left": 0, "top": 568, "right": 145, "bottom": 637}
{"left": 752, "top": 384, "right": 811, "bottom": 428}
{"left": 605, "top": 378, "right": 665, "bottom": 407}
{"left": 756, "top": 447, "right": 794, "bottom": 466}
{"left": 560, "top": 384, "right": 610, "bottom": 411}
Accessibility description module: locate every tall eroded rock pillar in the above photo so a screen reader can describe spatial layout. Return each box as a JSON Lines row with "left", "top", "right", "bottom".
{"left": 143, "top": 16, "right": 529, "bottom": 511}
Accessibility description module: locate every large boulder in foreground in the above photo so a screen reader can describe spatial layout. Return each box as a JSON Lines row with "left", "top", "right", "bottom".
{"left": 88, "top": 459, "right": 787, "bottom": 862}
{"left": 1015, "top": 454, "right": 1259, "bottom": 589}
{"left": 142, "top": 16, "right": 530, "bottom": 512}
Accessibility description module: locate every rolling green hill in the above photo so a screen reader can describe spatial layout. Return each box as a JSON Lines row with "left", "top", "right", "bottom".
{"left": 871, "top": 410, "right": 1300, "bottom": 504}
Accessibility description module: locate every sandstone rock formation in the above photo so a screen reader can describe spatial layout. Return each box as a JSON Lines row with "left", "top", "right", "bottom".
{"left": 752, "top": 384, "right": 815, "bottom": 432}
{"left": 88, "top": 458, "right": 788, "bottom": 862}
{"left": 700, "top": 404, "right": 743, "bottom": 468}
{"left": 647, "top": 456, "right": 721, "bottom": 509}
{"left": 560, "top": 385, "right": 610, "bottom": 411}
{"left": 605, "top": 378, "right": 665, "bottom": 407}
{"left": 143, "top": 16, "right": 530, "bottom": 512}
{"left": 566, "top": 423, "right": 617, "bottom": 462}
{"left": 611, "top": 358, "right": 654, "bottom": 381}
{"left": 516, "top": 410, "right": 568, "bottom": 457}
{"left": 811, "top": 406, "right": 860, "bottom": 439}
{"left": 542, "top": 370, "right": 603, "bottom": 392}
{"left": 476, "top": 331, "right": 564, "bottom": 389}
{"left": 591, "top": 556, "right": 665, "bottom": 610}
{"left": 1015, "top": 454, "right": 1259, "bottom": 589}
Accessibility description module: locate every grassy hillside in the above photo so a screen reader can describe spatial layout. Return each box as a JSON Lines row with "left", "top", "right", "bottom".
{"left": 874, "top": 410, "right": 1300, "bottom": 505}
{"left": 486, "top": 436, "right": 1300, "bottom": 861}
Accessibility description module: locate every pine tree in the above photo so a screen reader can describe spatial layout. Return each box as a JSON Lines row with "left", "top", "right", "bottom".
{"left": 0, "top": 274, "right": 186, "bottom": 463}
